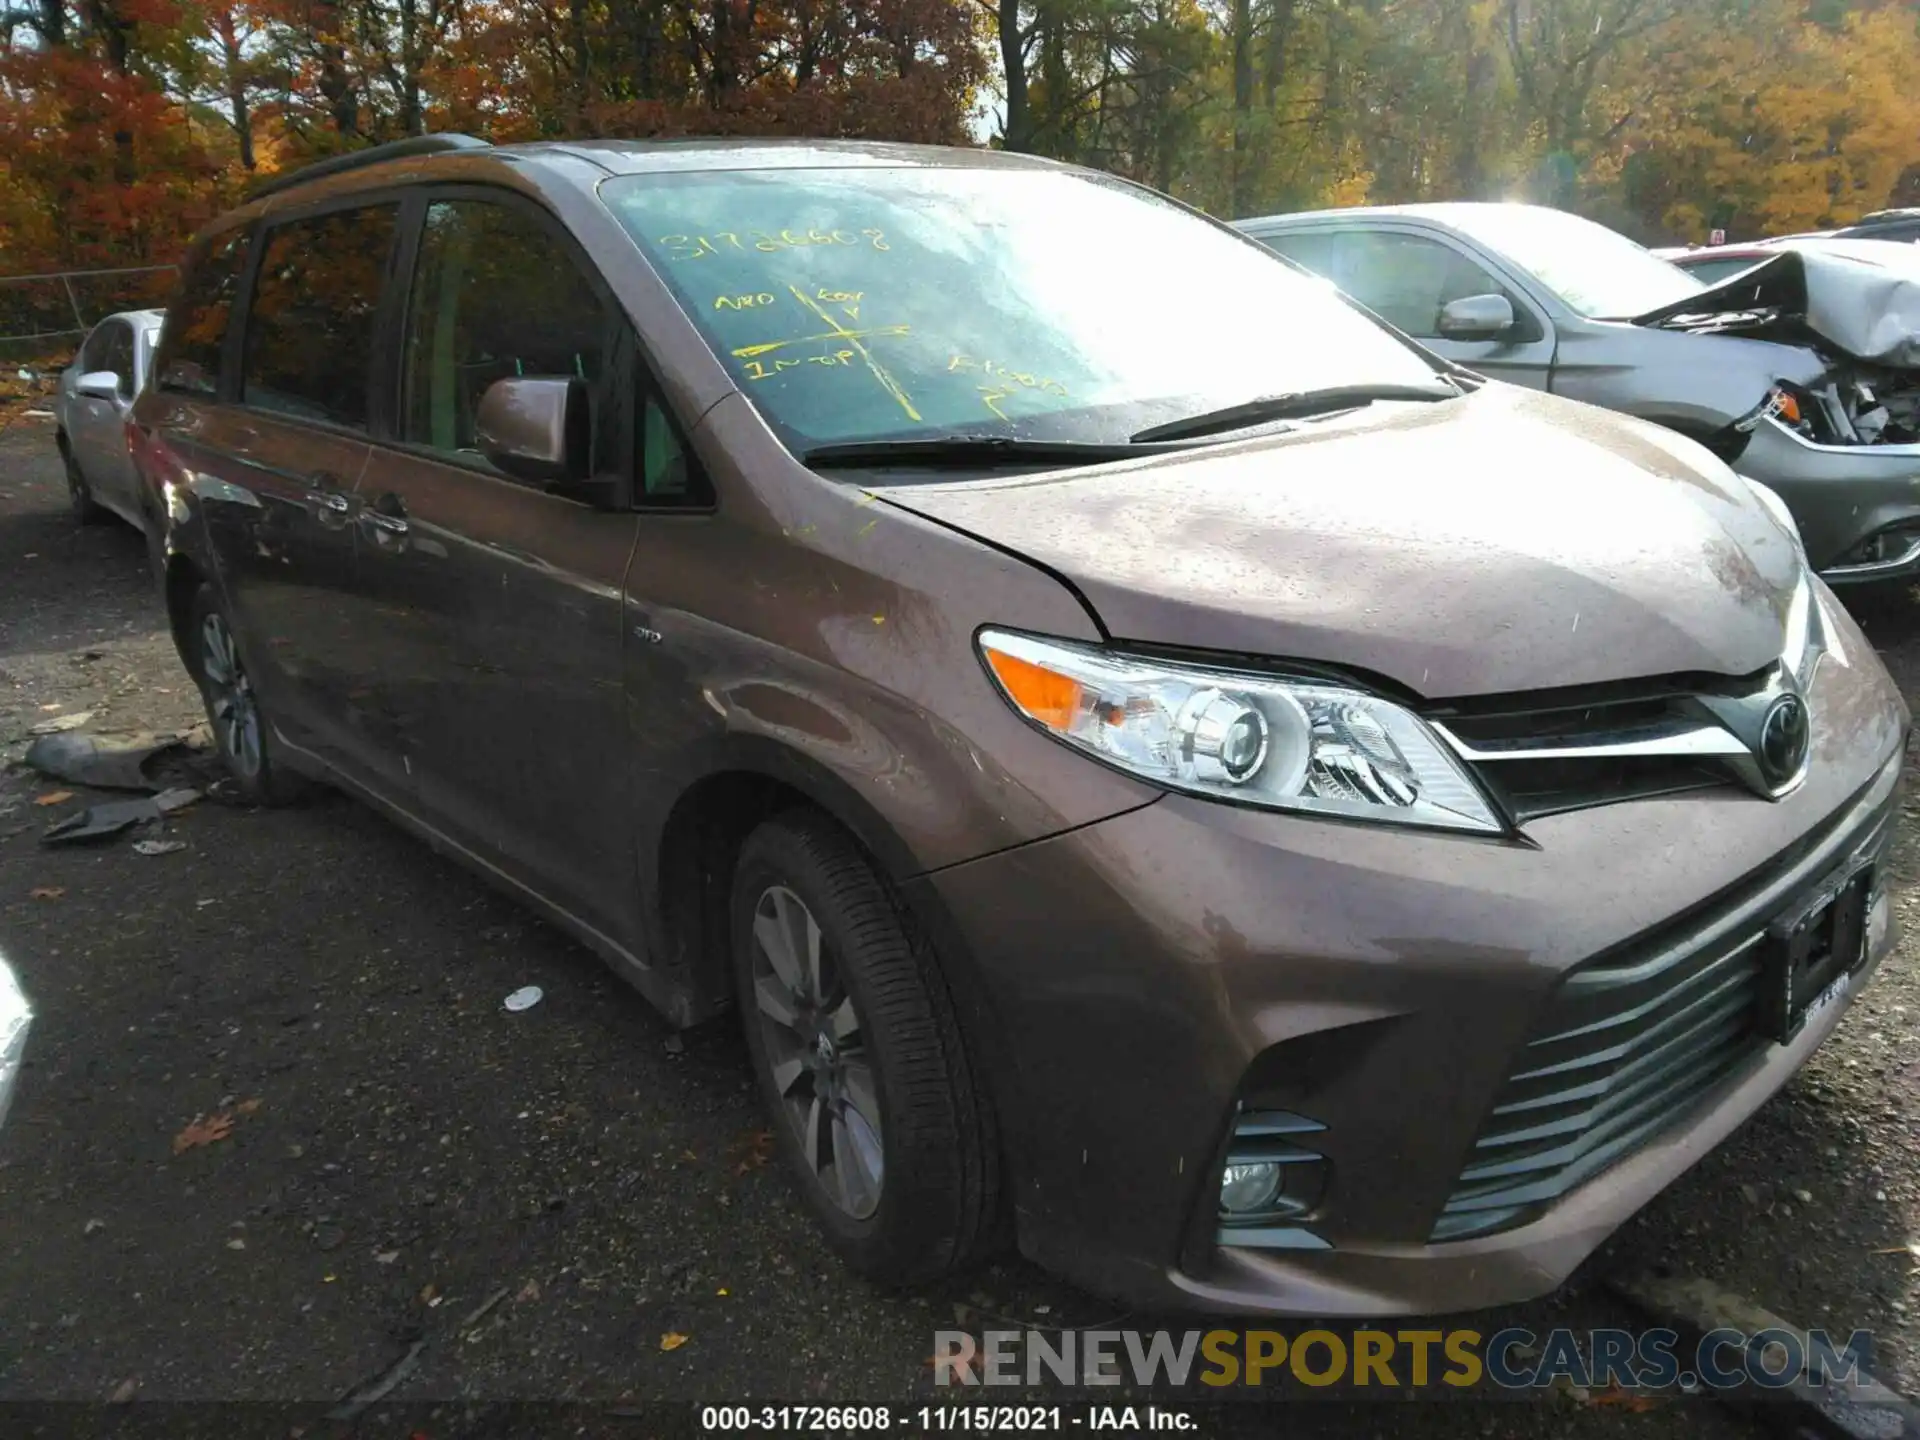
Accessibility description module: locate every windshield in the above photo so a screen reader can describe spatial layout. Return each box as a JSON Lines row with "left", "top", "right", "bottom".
{"left": 1444, "top": 205, "right": 1705, "bottom": 318}
{"left": 601, "top": 167, "right": 1443, "bottom": 451}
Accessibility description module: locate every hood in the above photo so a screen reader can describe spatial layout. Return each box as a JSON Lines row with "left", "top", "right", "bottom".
{"left": 875, "top": 386, "right": 1800, "bottom": 699}
{"left": 1636, "top": 247, "right": 1920, "bottom": 368}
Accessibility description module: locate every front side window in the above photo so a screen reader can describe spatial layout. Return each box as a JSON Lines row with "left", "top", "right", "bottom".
{"left": 156, "top": 227, "right": 250, "bottom": 396}
{"left": 1280, "top": 230, "right": 1515, "bottom": 339}
{"left": 76, "top": 322, "right": 114, "bottom": 375}
{"left": 101, "top": 322, "right": 135, "bottom": 397}
{"left": 601, "top": 167, "right": 1441, "bottom": 453}
{"left": 400, "top": 199, "right": 608, "bottom": 469}
{"left": 242, "top": 204, "right": 399, "bottom": 428}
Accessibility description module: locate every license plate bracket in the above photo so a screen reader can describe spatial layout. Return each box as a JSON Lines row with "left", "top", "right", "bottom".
{"left": 1756, "top": 864, "right": 1871, "bottom": 1044}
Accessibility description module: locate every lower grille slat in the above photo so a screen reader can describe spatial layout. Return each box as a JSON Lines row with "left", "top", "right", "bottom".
{"left": 1430, "top": 786, "right": 1895, "bottom": 1244}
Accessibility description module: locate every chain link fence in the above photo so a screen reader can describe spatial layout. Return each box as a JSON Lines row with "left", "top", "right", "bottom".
{"left": 0, "top": 264, "right": 178, "bottom": 424}
{"left": 1, "top": 264, "right": 179, "bottom": 365}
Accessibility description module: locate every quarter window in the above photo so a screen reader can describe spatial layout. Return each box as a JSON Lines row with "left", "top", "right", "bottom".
{"left": 242, "top": 205, "right": 399, "bottom": 429}
{"left": 156, "top": 227, "right": 250, "bottom": 396}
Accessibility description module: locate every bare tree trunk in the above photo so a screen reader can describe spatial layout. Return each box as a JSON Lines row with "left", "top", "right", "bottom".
{"left": 1229, "top": 0, "right": 1253, "bottom": 215}
{"left": 998, "top": 0, "right": 1033, "bottom": 150}
{"left": 217, "top": 10, "right": 256, "bottom": 167}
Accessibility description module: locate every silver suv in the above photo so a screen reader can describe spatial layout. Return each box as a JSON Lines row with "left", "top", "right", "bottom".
{"left": 1240, "top": 203, "right": 1920, "bottom": 586}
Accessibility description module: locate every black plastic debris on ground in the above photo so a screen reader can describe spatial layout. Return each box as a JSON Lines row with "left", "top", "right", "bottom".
{"left": 23, "top": 726, "right": 212, "bottom": 793}
{"left": 40, "top": 788, "right": 200, "bottom": 847}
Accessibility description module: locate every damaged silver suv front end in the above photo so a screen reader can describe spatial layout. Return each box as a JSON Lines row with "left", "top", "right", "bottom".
{"left": 0, "top": 949, "right": 31, "bottom": 1130}
{"left": 1637, "top": 249, "right": 1920, "bottom": 584}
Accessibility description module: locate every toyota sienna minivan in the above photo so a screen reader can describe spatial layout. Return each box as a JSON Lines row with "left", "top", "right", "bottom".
{"left": 131, "top": 134, "right": 1908, "bottom": 1317}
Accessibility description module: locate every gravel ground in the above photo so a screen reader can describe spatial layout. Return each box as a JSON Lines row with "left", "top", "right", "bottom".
{"left": 0, "top": 415, "right": 1913, "bottom": 1436}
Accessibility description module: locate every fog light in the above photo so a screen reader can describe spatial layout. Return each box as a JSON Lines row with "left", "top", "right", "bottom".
{"left": 1219, "top": 1161, "right": 1282, "bottom": 1214}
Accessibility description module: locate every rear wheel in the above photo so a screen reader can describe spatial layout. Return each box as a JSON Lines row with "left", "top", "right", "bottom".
{"left": 60, "top": 437, "right": 106, "bottom": 525}
{"left": 186, "top": 584, "right": 309, "bottom": 806}
{"left": 731, "top": 812, "right": 1000, "bottom": 1285}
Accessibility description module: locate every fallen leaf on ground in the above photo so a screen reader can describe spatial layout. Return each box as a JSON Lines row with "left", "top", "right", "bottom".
{"left": 733, "top": 1129, "right": 775, "bottom": 1175}
{"left": 33, "top": 791, "right": 72, "bottom": 807}
{"left": 29, "top": 886, "right": 64, "bottom": 900}
{"left": 107, "top": 1378, "right": 138, "bottom": 1403}
{"left": 375, "top": 1250, "right": 400, "bottom": 1265}
{"left": 660, "top": 1332, "right": 689, "bottom": 1352}
{"left": 171, "top": 1112, "right": 234, "bottom": 1153}
{"left": 1585, "top": 1383, "right": 1662, "bottom": 1411}
{"left": 235, "top": 1097, "right": 262, "bottom": 1115}
{"left": 516, "top": 1278, "right": 540, "bottom": 1303}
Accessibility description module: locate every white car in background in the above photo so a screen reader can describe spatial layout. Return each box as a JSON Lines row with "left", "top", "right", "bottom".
{"left": 54, "top": 308, "right": 166, "bottom": 529}
{"left": 0, "top": 951, "right": 27, "bottom": 1132}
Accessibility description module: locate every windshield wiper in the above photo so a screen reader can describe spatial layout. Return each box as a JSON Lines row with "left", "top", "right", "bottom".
{"left": 1129, "top": 381, "right": 1462, "bottom": 444}
{"left": 801, "top": 435, "right": 1171, "bottom": 469}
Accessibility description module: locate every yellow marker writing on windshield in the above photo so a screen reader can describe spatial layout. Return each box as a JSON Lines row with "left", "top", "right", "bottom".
{"left": 785, "top": 285, "right": 920, "bottom": 423}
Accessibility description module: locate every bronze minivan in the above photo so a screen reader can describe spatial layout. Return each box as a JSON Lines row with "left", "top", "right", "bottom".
{"left": 131, "top": 134, "right": 1908, "bottom": 1317}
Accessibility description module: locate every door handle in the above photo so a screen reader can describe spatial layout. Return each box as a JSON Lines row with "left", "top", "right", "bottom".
{"left": 304, "top": 470, "right": 353, "bottom": 513}
{"left": 361, "top": 491, "right": 409, "bottom": 535}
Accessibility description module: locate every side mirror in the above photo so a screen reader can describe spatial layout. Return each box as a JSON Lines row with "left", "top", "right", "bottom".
{"left": 76, "top": 370, "right": 121, "bottom": 401}
{"left": 475, "top": 376, "right": 590, "bottom": 487}
{"left": 1437, "top": 293, "right": 1516, "bottom": 339}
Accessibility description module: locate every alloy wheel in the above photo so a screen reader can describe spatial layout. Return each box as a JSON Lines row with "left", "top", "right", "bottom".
{"left": 198, "top": 612, "right": 263, "bottom": 779}
{"left": 749, "top": 884, "right": 884, "bottom": 1219}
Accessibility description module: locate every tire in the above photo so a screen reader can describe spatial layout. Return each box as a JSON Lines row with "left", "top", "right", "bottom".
{"left": 731, "top": 812, "right": 1001, "bottom": 1285}
{"left": 60, "top": 436, "right": 107, "bottom": 525}
{"left": 184, "top": 583, "right": 310, "bottom": 806}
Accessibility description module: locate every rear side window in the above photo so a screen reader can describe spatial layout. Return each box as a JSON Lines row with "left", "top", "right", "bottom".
{"left": 157, "top": 227, "right": 250, "bottom": 396}
{"left": 243, "top": 204, "right": 399, "bottom": 429}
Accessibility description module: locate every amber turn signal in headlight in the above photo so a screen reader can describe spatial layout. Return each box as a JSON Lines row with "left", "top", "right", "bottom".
{"left": 977, "top": 629, "right": 1503, "bottom": 833}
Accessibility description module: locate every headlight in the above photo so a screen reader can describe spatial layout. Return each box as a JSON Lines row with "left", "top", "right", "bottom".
{"left": 1745, "top": 478, "right": 1805, "bottom": 561}
{"left": 978, "top": 630, "right": 1503, "bottom": 833}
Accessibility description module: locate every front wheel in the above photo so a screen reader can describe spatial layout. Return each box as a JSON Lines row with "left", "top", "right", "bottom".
{"left": 61, "top": 438, "right": 107, "bottom": 525}
{"left": 731, "top": 812, "right": 1001, "bottom": 1285}
{"left": 185, "top": 584, "right": 309, "bottom": 806}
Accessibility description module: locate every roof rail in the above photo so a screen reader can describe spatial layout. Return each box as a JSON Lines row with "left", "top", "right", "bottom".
{"left": 247, "top": 133, "right": 492, "bottom": 203}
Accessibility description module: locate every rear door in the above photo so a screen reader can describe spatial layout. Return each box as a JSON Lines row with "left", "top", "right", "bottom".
{"left": 351, "top": 190, "right": 645, "bottom": 933}
{"left": 1255, "top": 224, "right": 1558, "bottom": 388}
{"left": 195, "top": 201, "right": 400, "bottom": 778}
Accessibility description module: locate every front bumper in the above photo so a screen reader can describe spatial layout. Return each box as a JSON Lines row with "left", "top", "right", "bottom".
{"left": 1738, "top": 417, "right": 1920, "bottom": 582}
{"left": 911, "top": 602, "right": 1906, "bottom": 1317}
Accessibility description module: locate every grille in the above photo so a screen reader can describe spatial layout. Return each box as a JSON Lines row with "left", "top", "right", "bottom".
{"left": 1435, "top": 685, "right": 1755, "bottom": 824}
{"left": 1431, "top": 792, "right": 1894, "bottom": 1243}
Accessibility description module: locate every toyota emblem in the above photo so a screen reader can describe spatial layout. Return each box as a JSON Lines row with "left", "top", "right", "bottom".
{"left": 1757, "top": 693, "right": 1810, "bottom": 789}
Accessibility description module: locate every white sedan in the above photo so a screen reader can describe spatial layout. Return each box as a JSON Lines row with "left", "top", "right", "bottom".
{"left": 54, "top": 308, "right": 166, "bottom": 529}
